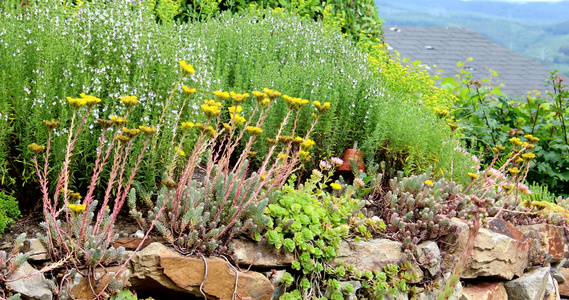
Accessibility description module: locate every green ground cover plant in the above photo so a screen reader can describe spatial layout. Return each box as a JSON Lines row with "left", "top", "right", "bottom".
{"left": 0, "top": 191, "right": 20, "bottom": 238}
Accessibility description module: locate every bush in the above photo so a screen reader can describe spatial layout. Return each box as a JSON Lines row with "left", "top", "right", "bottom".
{"left": 0, "top": 191, "right": 20, "bottom": 238}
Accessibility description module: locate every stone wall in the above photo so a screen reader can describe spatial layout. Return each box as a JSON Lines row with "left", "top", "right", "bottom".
{"left": 8, "top": 218, "right": 569, "bottom": 300}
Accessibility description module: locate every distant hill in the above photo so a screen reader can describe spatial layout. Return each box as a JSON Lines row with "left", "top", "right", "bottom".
{"left": 376, "top": 0, "right": 569, "bottom": 77}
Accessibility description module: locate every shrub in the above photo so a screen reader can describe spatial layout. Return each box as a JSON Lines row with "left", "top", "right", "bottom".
{"left": 0, "top": 191, "right": 20, "bottom": 238}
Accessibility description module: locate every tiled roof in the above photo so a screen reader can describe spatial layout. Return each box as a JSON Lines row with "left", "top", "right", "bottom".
{"left": 383, "top": 26, "right": 553, "bottom": 97}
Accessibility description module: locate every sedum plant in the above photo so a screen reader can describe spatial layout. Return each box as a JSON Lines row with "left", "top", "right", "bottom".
{"left": 0, "top": 233, "right": 27, "bottom": 300}
{"left": 29, "top": 90, "right": 160, "bottom": 297}
{"left": 265, "top": 160, "right": 385, "bottom": 299}
{"left": 129, "top": 68, "right": 332, "bottom": 255}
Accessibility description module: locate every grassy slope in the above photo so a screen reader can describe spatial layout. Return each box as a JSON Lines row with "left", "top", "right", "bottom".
{"left": 376, "top": 0, "right": 569, "bottom": 77}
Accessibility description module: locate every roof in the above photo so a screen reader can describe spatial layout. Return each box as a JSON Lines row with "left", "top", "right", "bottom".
{"left": 383, "top": 26, "right": 553, "bottom": 97}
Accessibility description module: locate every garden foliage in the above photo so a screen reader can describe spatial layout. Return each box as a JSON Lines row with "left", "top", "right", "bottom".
{"left": 0, "top": 191, "right": 20, "bottom": 238}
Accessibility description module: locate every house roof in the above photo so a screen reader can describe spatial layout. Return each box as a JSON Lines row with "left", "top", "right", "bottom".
{"left": 383, "top": 26, "right": 553, "bottom": 97}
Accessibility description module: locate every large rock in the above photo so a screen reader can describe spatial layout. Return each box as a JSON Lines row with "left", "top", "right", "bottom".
{"left": 6, "top": 261, "right": 53, "bottom": 300}
{"left": 129, "top": 242, "right": 273, "bottom": 300}
{"left": 459, "top": 281, "right": 507, "bottom": 300}
{"left": 414, "top": 280, "right": 462, "bottom": 300}
{"left": 232, "top": 239, "right": 295, "bottom": 268}
{"left": 331, "top": 239, "right": 405, "bottom": 272}
{"left": 21, "top": 239, "right": 49, "bottom": 261}
{"left": 161, "top": 255, "right": 274, "bottom": 300}
{"left": 557, "top": 268, "right": 569, "bottom": 297}
{"left": 443, "top": 218, "right": 530, "bottom": 280}
{"left": 504, "top": 267, "right": 551, "bottom": 300}
{"left": 414, "top": 241, "right": 441, "bottom": 277}
{"left": 68, "top": 266, "right": 130, "bottom": 300}
{"left": 518, "top": 224, "right": 569, "bottom": 262}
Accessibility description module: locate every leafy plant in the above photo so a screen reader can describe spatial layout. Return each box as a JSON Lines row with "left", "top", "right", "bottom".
{"left": 264, "top": 161, "right": 385, "bottom": 298}
{"left": 0, "top": 191, "right": 20, "bottom": 238}
{"left": 0, "top": 233, "right": 27, "bottom": 300}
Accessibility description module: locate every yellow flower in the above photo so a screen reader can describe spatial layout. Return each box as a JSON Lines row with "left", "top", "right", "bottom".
{"left": 80, "top": 93, "right": 102, "bottom": 108}
{"left": 203, "top": 125, "right": 216, "bottom": 137}
{"left": 122, "top": 127, "right": 140, "bottom": 138}
{"left": 252, "top": 91, "right": 268, "bottom": 102}
{"left": 283, "top": 95, "right": 309, "bottom": 110}
{"left": 467, "top": 172, "right": 479, "bottom": 180}
{"left": 278, "top": 153, "right": 288, "bottom": 159}
{"left": 181, "top": 122, "right": 195, "bottom": 131}
{"left": 213, "top": 91, "right": 230, "bottom": 101}
{"left": 313, "top": 101, "right": 331, "bottom": 114}
{"left": 492, "top": 144, "right": 506, "bottom": 154}
{"left": 117, "top": 135, "right": 131, "bottom": 144}
{"left": 182, "top": 86, "right": 197, "bottom": 95}
{"left": 67, "top": 96, "right": 87, "bottom": 109}
{"left": 175, "top": 146, "right": 185, "bottom": 157}
{"left": 97, "top": 118, "right": 114, "bottom": 129}
{"left": 110, "top": 115, "right": 127, "bottom": 126}
{"left": 230, "top": 114, "right": 246, "bottom": 126}
{"left": 43, "top": 119, "right": 61, "bottom": 130}
{"left": 28, "top": 143, "right": 46, "bottom": 154}
{"left": 524, "top": 134, "right": 540, "bottom": 144}
{"left": 246, "top": 126, "right": 263, "bottom": 135}
{"left": 68, "top": 204, "right": 86, "bottom": 214}
{"left": 230, "top": 91, "right": 250, "bottom": 104}
{"left": 300, "top": 139, "right": 315, "bottom": 151}
{"left": 330, "top": 183, "right": 342, "bottom": 190}
{"left": 179, "top": 60, "right": 195, "bottom": 75}
{"left": 139, "top": 125, "right": 157, "bottom": 137}
{"left": 261, "top": 98, "right": 270, "bottom": 106}
{"left": 223, "top": 123, "right": 232, "bottom": 131}
{"left": 521, "top": 153, "right": 536, "bottom": 161}
{"left": 263, "top": 88, "right": 282, "bottom": 100}
{"left": 298, "top": 150, "right": 310, "bottom": 160}
{"left": 508, "top": 167, "right": 520, "bottom": 175}
{"left": 509, "top": 137, "right": 523, "bottom": 146}
{"left": 119, "top": 95, "right": 138, "bottom": 108}
{"left": 201, "top": 101, "right": 222, "bottom": 119}
{"left": 424, "top": 180, "right": 434, "bottom": 187}
{"left": 228, "top": 106, "right": 243, "bottom": 114}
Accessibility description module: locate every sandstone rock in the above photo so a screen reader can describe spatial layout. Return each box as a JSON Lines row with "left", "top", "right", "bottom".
{"left": 331, "top": 239, "right": 404, "bottom": 272}
{"left": 415, "top": 241, "right": 441, "bottom": 277}
{"left": 129, "top": 242, "right": 273, "bottom": 300}
{"left": 112, "top": 237, "right": 164, "bottom": 251}
{"left": 68, "top": 266, "right": 130, "bottom": 300}
{"left": 232, "top": 239, "right": 295, "bottom": 268}
{"left": 6, "top": 261, "right": 53, "bottom": 300}
{"left": 21, "top": 239, "right": 49, "bottom": 261}
{"left": 518, "top": 223, "right": 568, "bottom": 261}
{"left": 504, "top": 267, "right": 551, "bottom": 300}
{"left": 161, "top": 255, "right": 274, "bottom": 300}
{"left": 459, "top": 281, "right": 507, "bottom": 300}
{"left": 557, "top": 268, "right": 569, "bottom": 297}
{"left": 128, "top": 242, "right": 191, "bottom": 293}
{"left": 443, "top": 218, "right": 530, "bottom": 280}
{"left": 545, "top": 275, "right": 561, "bottom": 300}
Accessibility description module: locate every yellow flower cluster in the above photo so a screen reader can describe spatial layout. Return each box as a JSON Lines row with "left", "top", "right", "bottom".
{"left": 175, "top": 146, "right": 185, "bottom": 157}
{"left": 110, "top": 115, "right": 127, "bottom": 126}
{"left": 300, "top": 138, "right": 315, "bottom": 151}
{"left": 201, "top": 100, "right": 222, "bottom": 119}
{"left": 42, "top": 119, "right": 60, "bottom": 130}
{"left": 467, "top": 172, "right": 479, "bottom": 179}
{"left": 196, "top": 123, "right": 216, "bottom": 137}
{"left": 182, "top": 85, "right": 197, "bottom": 95}
{"left": 119, "top": 95, "right": 138, "bottom": 108}
{"left": 228, "top": 106, "right": 243, "bottom": 114}
{"left": 263, "top": 88, "right": 282, "bottom": 100}
{"left": 283, "top": 95, "right": 309, "bottom": 110}
{"left": 524, "top": 134, "right": 540, "bottom": 144}
{"left": 213, "top": 91, "right": 230, "bottom": 101}
{"left": 181, "top": 122, "right": 195, "bottom": 131}
{"left": 97, "top": 118, "right": 114, "bottom": 129}
{"left": 139, "top": 125, "right": 157, "bottom": 137}
{"left": 230, "top": 91, "right": 250, "bottom": 104}
{"left": 179, "top": 60, "right": 195, "bottom": 75}
{"left": 330, "top": 182, "right": 342, "bottom": 190}
{"left": 230, "top": 113, "right": 246, "bottom": 126}
{"left": 312, "top": 101, "right": 331, "bottom": 114}
{"left": 246, "top": 126, "right": 263, "bottom": 135}
{"left": 122, "top": 127, "right": 141, "bottom": 138}
{"left": 68, "top": 204, "right": 86, "bottom": 213}
{"left": 67, "top": 93, "right": 101, "bottom": 109}
{"left": 521, "top": 152, "right": 536, "bottom": 161}
{"left": 28, "top": 142, "right": 46, "bottom": 154}
{"left": 509, "top": 137, "right": 523, "bottom": 147}
{"left": 508, "top": 167, "right": 520, "bottom": 175}
{"left": 424, "top": 180, "right": 434, "bottom": 187}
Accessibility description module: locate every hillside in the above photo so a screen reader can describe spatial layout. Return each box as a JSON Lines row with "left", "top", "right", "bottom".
{"left": 376, "top": 0, "right": 569, "bottom": 77}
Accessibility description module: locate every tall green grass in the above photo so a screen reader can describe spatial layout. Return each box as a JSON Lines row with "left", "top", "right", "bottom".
{"left": 0, "top": 0, "right": 474, "bottom": 203}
